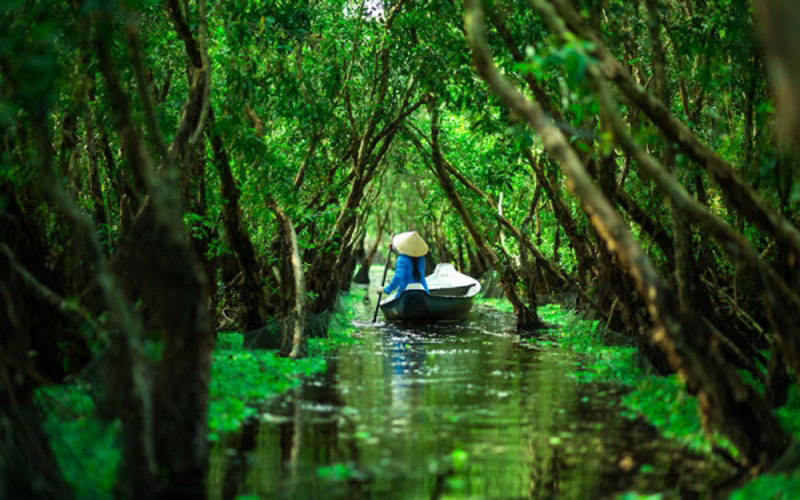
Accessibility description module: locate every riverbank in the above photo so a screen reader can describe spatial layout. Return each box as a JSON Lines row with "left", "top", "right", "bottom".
{"left": 209, "top": 288, "right": 367, "bottom": 439}
{"left": 34, "top": 289, "right": 367, "bottom": 499}
{"left": 210, "top": 293, "right": 736, "bottom": 499}
{"left": 34, "top": 291, "right": 799, "bottom": 499}
{"left": 484, "top": 298, "right": 800, "bottom": 499}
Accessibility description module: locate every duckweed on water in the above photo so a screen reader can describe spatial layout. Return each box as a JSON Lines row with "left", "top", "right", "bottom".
{"left": 208, "top": 289, "right": 364, "bottom": 439}
{"left": 528, "top": 303, "right": 738, "bottom": 456}
{"left": 496, "top": 300, "right": 800, "bottom": 499}
{"left": 35, "top": 289, "right": 364, "bottom": 499}
{"left": 208, "top": 342, "right": 326, "bottom": 438}
{"left": 36, "top": 383, "right": 121, "bottom": 499}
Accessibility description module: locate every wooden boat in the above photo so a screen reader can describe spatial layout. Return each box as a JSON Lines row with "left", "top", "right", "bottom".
{"left": 379, "top": 264, "right": 481, "bottom": 321}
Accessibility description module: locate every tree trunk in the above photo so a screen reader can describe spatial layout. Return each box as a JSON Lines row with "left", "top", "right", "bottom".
{"left": 96, "top": 5, "right": 215, "bottom": 496}
{"left": 555, "top": 0, "right": 800, "bottom": 281}
{"left": 353, "top": 211, "right": 387, "bottom": 284}
{"left": 0, "top": 395, "right": 73, "bottom": 500}
{"left": 429, "top": 101, "right": 545, "bottom": 330}
{"left": 85, "top": 112, "right": 108, "bottom": 249}
{"left": 0, "top": 191, "right": 78, "bottom": 500}
{"left": 467, "top": 0, "right": 791, "bottom": 468}
{"left": 187, "top": 140, "right": 217, "bottom": 320}
{"left": 754, "top": 0, "right": 800, "bottom": 155}
{"left": 208, "top": 109, "right": 267, "bottom": 331}
{"left": 267, "top": 198, "right": 308, "bottom": 358}
{"left": 525, "top": 151, "right": 594, "bottom": 288}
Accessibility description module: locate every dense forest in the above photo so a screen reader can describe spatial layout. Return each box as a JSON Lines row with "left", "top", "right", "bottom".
{"left": 2, "top": 0, "right": 800, "bottom": 498}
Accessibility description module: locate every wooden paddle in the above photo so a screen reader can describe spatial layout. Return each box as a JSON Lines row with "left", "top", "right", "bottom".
{"left": 372, "top": 244, "right": 393, "bottom": 323}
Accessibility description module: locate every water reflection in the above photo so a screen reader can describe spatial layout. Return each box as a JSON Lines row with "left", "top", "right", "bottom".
{"left": 208, "top": 302, "right": 731, "bottom": 500}
{"left": 385, "top": 325, "right": 427, "bottom": 420}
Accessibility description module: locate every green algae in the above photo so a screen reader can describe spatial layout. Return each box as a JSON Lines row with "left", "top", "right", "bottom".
{"left": 34, "top": 289, "right": 364, "bottom": 499}
{"left": 207, "top": 289, "right": 364, "bottom": 438}
{"left": 488, "top": 299, "right": 800, "bottom": 499}
{"left": 533, "top": 303, "right": 733, "bottom": 456}
{"left": 36, "top": 383, "right": 121, "bottom": 499}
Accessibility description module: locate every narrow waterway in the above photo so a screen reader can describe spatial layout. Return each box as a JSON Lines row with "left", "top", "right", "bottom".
{"left": 209, "top": 284, "right": 730, "bottom": 499}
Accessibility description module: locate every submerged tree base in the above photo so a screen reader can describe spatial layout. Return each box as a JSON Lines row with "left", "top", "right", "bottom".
{"left": 504, "top": 300, "right": 800, "bottom": 498}
{"left": 33, "top": 290, "right": 365, "bottom": 498}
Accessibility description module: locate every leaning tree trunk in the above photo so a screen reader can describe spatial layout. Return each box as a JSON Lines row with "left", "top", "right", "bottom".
{"left": 353, "top": 210, "right": 387, "bottom": 284}
{"left": 524, "top": 151, "right": 595, "bottom": 289}
{"left": 305, "top": 0, "right": 424, "bottom": 316}
{"left": 208, "top": 108, "right": 268, "bottom": 331}
{"left": 754, "top": 0, "right": 800, "bottom": 156}
{"left": 755, "top": 0, "right": 800, "bottom": 408}
{"left": 267, "top": 197, "right": 308, "bottom": 359}
{"left": 428, "top": 101, "right": 545, "bottom": 330}
{"left": 589, "top": 153, "right": 649, "bottom": 338}
{"left": 644, "top": 0, "right": 700, "bottom": 311}
{"left": 466, "top": 0, "right": 791, "bottom": 469}
{"left": 97, "top": 3, "right": 216, "bottom": 497}
{"left": 555, "top": 0, "right": 800, "bottom": 286}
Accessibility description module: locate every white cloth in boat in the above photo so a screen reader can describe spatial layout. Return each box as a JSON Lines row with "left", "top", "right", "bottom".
{"left": 425, "top": 263, "right": 481, "bottom": 292}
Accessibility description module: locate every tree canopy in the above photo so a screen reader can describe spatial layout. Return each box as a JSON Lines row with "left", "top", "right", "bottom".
{"left": 3, "top": 0, "right": 800, "bottom": 497}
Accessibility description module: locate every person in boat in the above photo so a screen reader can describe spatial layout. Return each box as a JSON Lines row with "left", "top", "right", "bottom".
{"left": 383, "top": 231, "right": 429, "bottom": 297}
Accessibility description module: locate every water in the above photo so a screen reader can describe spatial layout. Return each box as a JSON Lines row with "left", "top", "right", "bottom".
{"left": 208, "top": 291, "right": 731, "bottom": 500}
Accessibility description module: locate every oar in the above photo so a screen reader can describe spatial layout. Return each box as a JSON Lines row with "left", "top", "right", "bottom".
{"left": 372, "top": 244, "right": 393, "bottom": 323}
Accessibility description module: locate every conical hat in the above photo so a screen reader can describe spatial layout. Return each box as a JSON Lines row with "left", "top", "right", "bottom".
{"left": 392, "top": 231, "right": 428, "bottom": 257}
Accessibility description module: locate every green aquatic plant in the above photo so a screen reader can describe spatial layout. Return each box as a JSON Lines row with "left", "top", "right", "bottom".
{"left": 317, "top": 463, "right": 359, "bottom": 482}
{"left": 616, "top": 493, "right": 664, "bottom": 500}
{"left": 729, "top": 472, "right": 800, "bottom": 500}
{"left": 35, "top": 384, "right": 120, "bottom": 499}
{"left": 488, "top": 299, "right": 800, "bottom": 498}
{"left": 208, "top": 344, "right": 326, "bottom": 438}
{"left": 207, "top": 290, "right": 365, "bottom": 439}
{"left": 34, "top": 291, "right": 365, "bottom": 498}
{"left": 475, "top": 297, "right": 515, "bottom": 313}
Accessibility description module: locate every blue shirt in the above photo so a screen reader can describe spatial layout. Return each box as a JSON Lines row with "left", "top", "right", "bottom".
{"left": 384, "top": 254, "right": 429, "bottom": 295}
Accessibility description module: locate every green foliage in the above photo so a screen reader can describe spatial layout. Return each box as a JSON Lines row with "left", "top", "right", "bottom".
{"left": 729, "top": 372, "right": 800, "bottom": 496}
{"left": 5, "top": 0, "right": 799, "bottom": 494}
{"left": 0, "top": 0, "right": 65, "bottom": 113}
{"left": 451, "top": 448, "right": 469, "bottom": 471}
{"left": 309, "top": 290, "right": 364, "bottom": 354}
{"left": 777, "top": 404, "right": 800, "bottom": 437}
{"left": 475, "top": 297, "right": 514, "bottom": 313}
{"left": 216, "top": 331, "right": 244, "bottom": 349}
{"left": 44, "top": 417, "right": 121, "bottom": 499}
{"left": 33, "top": 290, "right": 363, "bottom": 498}
{"left": 488, "top": 302, "right": 736, "bottom": 460}
{"left": 208, "top": 340, "right": 323, "bottom": 439}
{"left": 35, "top": 384, "right": 120, "bottom": 500}
{"left": 317, "top": 462, "right": 359, "bottom": 482}
{"left": 729, "top": 472, "right": 800, "bottom": 500}
{"left": 208, "top": 290, "right": 364, "bottom": 439}
{"left": 621, "top": 375, "right": 737, "bottom": 457}
{"left": 616, "top": 493, "right": 663, "bottom": 500}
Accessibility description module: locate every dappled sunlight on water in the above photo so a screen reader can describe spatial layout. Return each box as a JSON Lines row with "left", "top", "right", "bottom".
{"left": 209, "top": 277, "right": 731, "bottom": 500}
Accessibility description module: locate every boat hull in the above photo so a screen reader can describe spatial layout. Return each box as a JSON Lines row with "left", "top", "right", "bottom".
{"left": 380, "top": 290, "right": 474, "bottom": 322}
